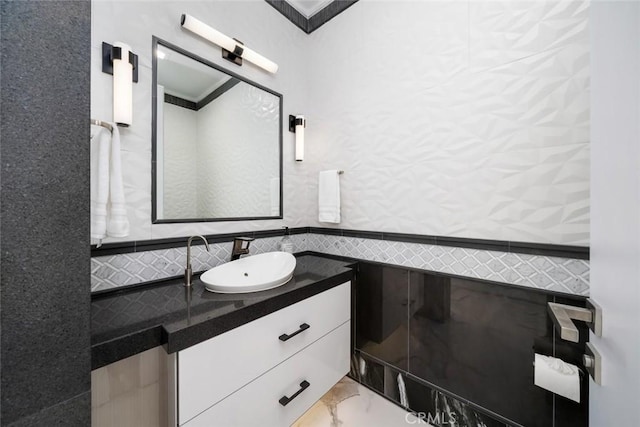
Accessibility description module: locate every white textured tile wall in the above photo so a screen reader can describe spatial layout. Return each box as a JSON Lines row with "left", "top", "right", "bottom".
{"left": 195, "top": 84, "right": 280, "bottom": 218}
{"left": 305, "top": 0, "right": 590, "bottom": 245}
{"left": 92, "top": 1, "right": 590, "bottom": 247}
{"left": 91, "top": 1, "right": 310, "bottom": 243}
{"left": 91, "top": 233, "right": 588, "bottom": 296}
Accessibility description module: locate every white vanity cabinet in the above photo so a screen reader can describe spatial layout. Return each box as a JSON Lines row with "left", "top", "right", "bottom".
{"left": 170, "top": 282, "right": 351, "bottom": 426}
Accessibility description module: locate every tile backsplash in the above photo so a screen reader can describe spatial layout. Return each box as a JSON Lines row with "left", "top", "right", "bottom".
{"left": 91, "top": 233, "right": 588, "bottom": 295}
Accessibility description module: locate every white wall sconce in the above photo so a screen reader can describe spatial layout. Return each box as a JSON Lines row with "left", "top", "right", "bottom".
{"left": 102, "top": 42, "right": 138, "bottom": 127}
{"left": 180, "top": 13, "right": 278, "bottom": 74}
{"left": 289, "top": 115, "right": 306, "bottom": 162}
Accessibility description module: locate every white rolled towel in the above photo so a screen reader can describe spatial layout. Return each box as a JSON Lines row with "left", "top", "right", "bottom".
{"left": 106, "top": 124, "right": 129, "bottom": 238}
{"left": 90, "top": 126, "right": 111, "bottom": 240}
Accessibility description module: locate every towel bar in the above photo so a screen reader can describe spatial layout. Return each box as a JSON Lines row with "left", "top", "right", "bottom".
{"left": 548, "top": 299, "right": 602, "bottom": 343}
{"left": 90, "top": 119, "right": 113, "bottom": 133}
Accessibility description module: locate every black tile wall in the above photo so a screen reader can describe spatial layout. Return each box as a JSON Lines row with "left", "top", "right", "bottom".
{"left": 0, "top": 1, "right": 91, "bottom": 425}
{"left": 402, "top": 375, "right": 507, "bottom": 427}
{"left": 356, "top": 263, "right": 409, "bottom": 370}
{"left": 408, "top": 273, "right": 554, "bottom": 426}
{"left": 553, "top": 296, "right": 590, "bottom": 427}
{"left": 351, "top": 351, "right": 510, "bottom": 427}
{"left": 7, "top": 392, "right": 91, "bottom": 427}
{"left": 352, "top": 261, "right": 589, "bottom": 427}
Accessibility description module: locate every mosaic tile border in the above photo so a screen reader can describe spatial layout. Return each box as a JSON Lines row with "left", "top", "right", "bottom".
{"left": 91, "top": 227, "right": 589, "bottom": 259}
{"left": 307, "top": 234, "right": 589, "bottom": 296}
{"left": 91, "top": 235, "right": 307, "bottom": 292}
{"left": 91, "top": 233, "right": 589, "bottom": 295}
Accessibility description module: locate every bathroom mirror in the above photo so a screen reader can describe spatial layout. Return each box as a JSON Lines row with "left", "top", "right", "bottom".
{"left": 152, "top": 37, "right": 282, "bottom": 223}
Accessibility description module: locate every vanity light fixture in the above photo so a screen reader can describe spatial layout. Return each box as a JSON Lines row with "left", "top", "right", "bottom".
{"left": 289, "top": 115, "right": 306, "bottom": 162}
{"left": 102, "top": 42, "right": 138, "bottom": 127}
{"left": 180, "top": 13, "right": 278, "bottom": 74}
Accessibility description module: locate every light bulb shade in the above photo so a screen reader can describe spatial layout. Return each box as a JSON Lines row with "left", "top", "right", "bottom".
{"left": 113, "top": 42, "right": 133, "bottom": 126}
{"left": 295, "top": 116, "right": 305, "bottom": 162}
{"left": 181, "top": 14, "right": 236, "bottom": 53}
{"left": 240, "top": 46, "right": 279, "bottom": 74}
{"left": 181, "top": 13, "right": 278, "bottom": 74}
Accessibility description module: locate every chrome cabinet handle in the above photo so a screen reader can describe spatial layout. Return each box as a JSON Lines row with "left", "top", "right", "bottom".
{"left": 279, "top": 380, "right": 310, "bottom": 406}
{"left": 279, "top": 323, "right": 310, "bottom": 342}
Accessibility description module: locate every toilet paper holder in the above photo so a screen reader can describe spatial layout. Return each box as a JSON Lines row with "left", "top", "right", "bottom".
{"left": 548, "top": 299, "right": 602, "bottom": 343}
{"left": 583, "top": 342, "right": 602, "bottom": 385}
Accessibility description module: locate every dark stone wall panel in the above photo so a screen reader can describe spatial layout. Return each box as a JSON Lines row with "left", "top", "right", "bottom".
{"left": 7, "top": 392, "right": 90, "bottom": 427}
{"left": 1, "top": 1, "right": 91, "bottom": 424}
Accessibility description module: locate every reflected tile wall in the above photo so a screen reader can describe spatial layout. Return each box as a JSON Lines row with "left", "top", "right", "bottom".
{"left": 353, "top": 262, "right": 589, "bottom": 427}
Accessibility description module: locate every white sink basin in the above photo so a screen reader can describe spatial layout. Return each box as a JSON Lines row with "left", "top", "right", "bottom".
{"left": 200, "top": 252, "right": 297, "bottom": 293}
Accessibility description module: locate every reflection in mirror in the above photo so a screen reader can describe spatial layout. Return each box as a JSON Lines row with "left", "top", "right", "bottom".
{"left": 152, "top": 37, "right": 282, "bottom": 223}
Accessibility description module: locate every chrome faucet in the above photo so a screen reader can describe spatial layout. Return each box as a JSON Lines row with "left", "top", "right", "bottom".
{"left": 231, "top": 237, "right": 254, "bottom": 261}
{"left": 185, "top": 235, "right": 210, "bottom": 287}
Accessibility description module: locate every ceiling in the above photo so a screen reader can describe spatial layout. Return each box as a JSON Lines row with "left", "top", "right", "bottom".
{"left": 157, "top": 45, "right": 230, "bottom": 102}
{"left": 284, "top": 0, "right": 333, "bottom": 18}
{"left": 266, "top": 0, "right": 358, "bottom": 34}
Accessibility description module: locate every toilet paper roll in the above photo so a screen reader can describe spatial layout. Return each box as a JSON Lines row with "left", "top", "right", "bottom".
{"left": 534, "top": 353, "right": 580, "bottom": 403}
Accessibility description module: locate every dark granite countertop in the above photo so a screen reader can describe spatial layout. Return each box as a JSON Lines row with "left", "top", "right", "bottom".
{"left": 91, "top": 254, "right": 355, "bottom": 370}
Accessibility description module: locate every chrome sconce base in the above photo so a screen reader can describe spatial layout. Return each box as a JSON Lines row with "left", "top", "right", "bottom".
{"left": 101, "top": 42, "right": 139, "bottom": 83}
{"left": 222, "top": 39, "right": 244, "bottom": 66}
{"left": 288, "top": 115, "right": 305, "bottom": 132}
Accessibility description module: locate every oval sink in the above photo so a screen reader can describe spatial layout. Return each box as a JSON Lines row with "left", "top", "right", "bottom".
{"left": 200, "top": 252, "right": 296, "bottom": 293}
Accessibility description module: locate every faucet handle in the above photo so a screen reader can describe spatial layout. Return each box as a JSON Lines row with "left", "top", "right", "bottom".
{"left": 235, "top": 236, "right": 255, "bottom": 242}
{"left": 234, "top": 236, "right": 254, "bottom": 249}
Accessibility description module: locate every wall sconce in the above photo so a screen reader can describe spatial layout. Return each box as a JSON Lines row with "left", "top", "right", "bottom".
{"left": 102, "top": 42, "right": 138, "bottom": 127}
{"left": 289, "top": 115, "right": 306, "bottom": 162}
{"left": 180, "top": 13, "right": 278, "bottom": 74}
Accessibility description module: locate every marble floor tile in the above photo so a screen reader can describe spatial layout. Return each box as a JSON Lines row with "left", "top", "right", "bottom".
{"left": 293, "top": 377, "right": 427, "bottom": 427}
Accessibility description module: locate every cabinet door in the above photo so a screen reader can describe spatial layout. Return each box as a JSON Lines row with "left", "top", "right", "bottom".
{"left": 178, "top": 283, "right": 350, "bottom": 425}
{"left": 183, "top": 322, "right": 350, "bottom": 427}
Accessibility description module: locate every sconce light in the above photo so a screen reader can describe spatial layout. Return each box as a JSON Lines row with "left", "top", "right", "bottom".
{"left": 102, "top": 42, "right": 138, "bottom": 127}
{"left": 289, "top": 115, "right": 306, "bottom": 162}
{"left": 180, "top": 13, "right": 278, "bottom": 74}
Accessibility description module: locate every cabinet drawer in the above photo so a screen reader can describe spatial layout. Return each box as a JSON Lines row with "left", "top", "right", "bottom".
{"left": 178, "top": 283, "right": 350, "bottom": 425}
{"left": 183, "top": 321, "right": 350, "bottom": 427}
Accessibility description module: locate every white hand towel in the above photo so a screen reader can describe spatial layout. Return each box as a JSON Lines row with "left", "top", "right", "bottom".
{"left": 318, "top": 170, "right": 341, "bottom": 223}
{"left": 90, "top": 126, "right": 111, "bottom": 240}
{"left": 106, "top": 125, "right": 130, "bottom": 238}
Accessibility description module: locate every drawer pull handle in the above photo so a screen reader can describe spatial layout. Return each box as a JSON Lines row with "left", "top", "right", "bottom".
{"left": 279, "top": 380, "right": 310, "bottom": 406}
{"left": 279, "top": 323, "right": 310, "bottom": 342}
